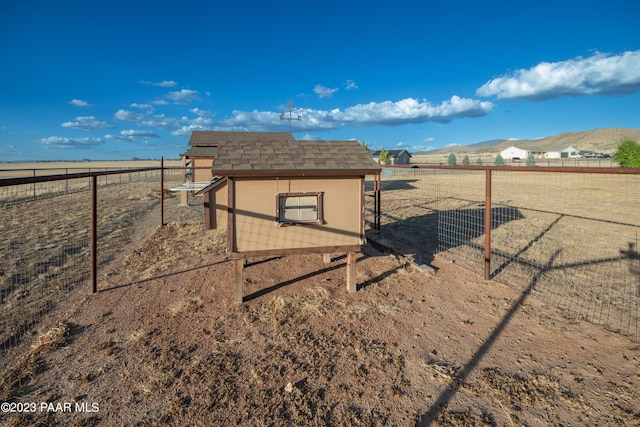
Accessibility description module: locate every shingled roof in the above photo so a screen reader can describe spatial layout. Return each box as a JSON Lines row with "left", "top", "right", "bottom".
{"left": 183, "top": 131, "right": 294, "bottom": 157}
{"left": 188, "top": 131, "right": 381, "bottom": 177}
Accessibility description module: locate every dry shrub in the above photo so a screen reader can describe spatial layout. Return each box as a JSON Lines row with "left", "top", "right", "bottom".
{"left": 31, "top": 322, "right": 69, "bottom": 354}
{"left": 0, "top": 353, "right": 43, "bottom": 400}
{"left": 169, "top": 297, "right": 204, "bottom": 316}
{"left": 128, "top": 329, "right": 150, "bottom": 346}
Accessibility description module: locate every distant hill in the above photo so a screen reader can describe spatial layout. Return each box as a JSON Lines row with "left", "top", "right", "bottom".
{"left": 465, "top": 139, "right": 513, "bottom": 149}
{"left": 418, "top": 128, "right": 640, "bottom": 159}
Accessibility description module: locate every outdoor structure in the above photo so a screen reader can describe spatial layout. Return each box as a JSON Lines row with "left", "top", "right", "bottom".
{"left": 371, "top": 149, "right": 412, "bottom": 165}
{"left": 500, "top": 145, "right": 579, "bottom": 160}
{"left": 194, "top": 131, "right": 381, "bottom": 304}
{"left": 172, "top": 132, "right": 293, "bottom": 204}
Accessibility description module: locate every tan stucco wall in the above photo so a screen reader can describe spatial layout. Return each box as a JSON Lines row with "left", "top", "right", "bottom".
{"left": 209, "top": 177, "right": 363, "bottom": 252}
{"left": 190, "top": 157, "right": 213, "bottom": 183}
{"left": 212, "top": 181, "right": 228, "bottom": 230}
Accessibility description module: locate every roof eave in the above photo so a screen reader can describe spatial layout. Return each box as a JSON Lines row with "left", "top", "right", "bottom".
{"left": 211, "top": 168, "right": 381, "bottom": 178}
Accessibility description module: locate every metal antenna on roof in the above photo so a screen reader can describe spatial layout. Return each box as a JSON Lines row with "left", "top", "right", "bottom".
{"left": 279, "top": 99, "right": 301, "bottom": 144}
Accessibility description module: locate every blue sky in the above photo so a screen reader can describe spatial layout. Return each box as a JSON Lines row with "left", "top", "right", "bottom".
{"left": 1, "top": 0, "right": 639, "bottom": 161}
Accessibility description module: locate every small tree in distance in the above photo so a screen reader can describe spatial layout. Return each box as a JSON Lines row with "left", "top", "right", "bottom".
{"left": 525, "top": 153, "right": 536, "bottom": 166}
{"left": 476, "top": 157, "right": 483, "bottom": 166}
{"left": 379, "top": 148, "right": 390, "bottom": 164}
{"left": 613, "top": 138, "right": 640, "bottom": 168}
{"left": 462, "top": 155, "right": 470, "bottom": 166}
{"left": 447, "top": 153, "right": 457, "bottom": 166}
{"left": 494, "top": 154, "right": 506, "bottom": 166}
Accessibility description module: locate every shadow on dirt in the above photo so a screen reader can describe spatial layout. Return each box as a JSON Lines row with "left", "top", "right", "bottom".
{"left": 416, "top": 248, "right": 562, "bottom": 426}
{"left": 370, "top": 205, "right": 524, "bottom": 268}
{"left": 242, "top": 246, "right": 398, "bottom": 302}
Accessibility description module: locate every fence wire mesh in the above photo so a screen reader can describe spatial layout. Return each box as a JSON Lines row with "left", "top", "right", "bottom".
{"left": 377, "top": 167, "right": 640, "bottom": 342}
{"left": 2, "top": 163, "right": 638, "bottom": 370}
{"left": 0, "top": 168, "right": 175, "bottom": 364}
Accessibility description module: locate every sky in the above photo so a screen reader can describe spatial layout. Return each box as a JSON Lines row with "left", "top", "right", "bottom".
{"left": 1, "top": 0, "right": 639, "bottom": 161}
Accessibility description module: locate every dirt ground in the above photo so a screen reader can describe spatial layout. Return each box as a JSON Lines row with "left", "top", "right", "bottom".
{"left": 1, "top": 221, "right": 639, "bottom": 426}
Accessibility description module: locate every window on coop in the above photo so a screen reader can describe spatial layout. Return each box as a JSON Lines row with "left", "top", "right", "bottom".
{"left": 276, "top": 192, "right": 324, "bottom": 225}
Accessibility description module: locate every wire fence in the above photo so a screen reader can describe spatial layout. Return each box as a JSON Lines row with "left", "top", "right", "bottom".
{"left": 0, "top": 164, "right": 205, "bottom": 366}
{"left": 2, "top": 162, "right": 639, "bottom": 370}
{"left": 373, "top": 166, "right": 640, "bottom": 342}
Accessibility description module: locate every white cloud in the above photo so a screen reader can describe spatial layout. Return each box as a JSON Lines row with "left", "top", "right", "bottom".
{"left": 130, "top": 103, "right": 154, "bottom": 110}
{"left": 314, "top": 84, "right": 339, "bottom": 98}
{"left": 190, "top": 107, "right": 215, "bottom": 117}
{"left": 344, "top": 80, "right": 358, "bottom": 90}
{"left": 106, "top": 129, "right": 160, "bottom": 141}
{"left": 121, "top": 129, "right": 159, "bottom": 137}
{"left": 114, "top": 109, "right": 146, "bottom": 121}
{"left": 477, "top": 50, "right": 640, "bottom": 100}
{"left": 40, "top": 136, "right": 103, "bottom": 148}
{"left": 166, "top": 89, "right": 199, "bottom": 104}
{"left": 219, "top": 96, "right": 493, "bottom": 132}
{"left": 171, "top": 116, "right": 218, "bottom": 136}
{"left": 68, "top": 99, "right": 92, "bottom": 107}
{"left": 142, "top": 114, "right": 181, "bottom": 131}
{"left": 139, "top": 80, "right": 178, "bottom": 87}
{"left": 337, "top": 96, "right": 494, "bottom": 126}
{"left": 61, "top": 116, "right": 113, "bottom": 130}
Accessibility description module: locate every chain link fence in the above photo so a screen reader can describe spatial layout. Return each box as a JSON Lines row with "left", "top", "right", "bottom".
{"left": 374, "top": 166, "right": 640, "bottom": 342}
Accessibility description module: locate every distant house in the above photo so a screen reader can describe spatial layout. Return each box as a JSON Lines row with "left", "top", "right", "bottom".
{"left": 371, "top": 149, "right": 412, "bottom": 165}
{"left": 192, "top": 131, "right": 381, "bottom": 303}
{"left": 500, "top": 146, "right": 530, "bottom": 160}
{"left": 500, "top": 145, "right": 579, "bottom": 160}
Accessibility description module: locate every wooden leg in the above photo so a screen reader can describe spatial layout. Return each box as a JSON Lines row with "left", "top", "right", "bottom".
{"left": 322, "top": 253, "right": 332, "bottom": 264}
{"left": 179, "top": 190, "right": 187, "bottom": 206}
{"left": 233, "top": 258, "right": 244, "bottom": 304}
{"left": 346, "top": 252, "right": 357, "bottom": 293}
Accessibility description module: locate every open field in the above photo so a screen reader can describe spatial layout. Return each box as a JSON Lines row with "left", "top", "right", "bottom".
{"left": 0, "top": 160, "right": 183, "bottom": 180}
{"left": 1, "top": 167, "right": 639, "bottom": 425}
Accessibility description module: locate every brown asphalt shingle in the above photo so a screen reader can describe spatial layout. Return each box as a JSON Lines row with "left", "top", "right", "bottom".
{"left": 186, "top": 131, "right": 381, "bottom": 176}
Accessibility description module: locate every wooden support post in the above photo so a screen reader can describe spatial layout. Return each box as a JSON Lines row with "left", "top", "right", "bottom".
{"left": 346, "top": 252, "right": 357, "bottom": 293}
{"left": 233, "top": 257, "right": 244, "bottom": 304}
{"left": 322, "top": 253, "right": 332, "bottom": 264}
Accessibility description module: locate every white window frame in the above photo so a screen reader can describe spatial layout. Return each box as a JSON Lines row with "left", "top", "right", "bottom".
{"left": 276, "top": 192, "right": 324, "bottom": 225}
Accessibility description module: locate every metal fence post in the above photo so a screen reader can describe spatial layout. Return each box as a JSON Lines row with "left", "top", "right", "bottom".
{"left": 160, "top": 157, "right": 165, "bottom": 226}
{"left": 484, "top": 169, "right": 492, "bottom": 280}
{"left": 90, "top": 175, "right": 97, "bottom": 293}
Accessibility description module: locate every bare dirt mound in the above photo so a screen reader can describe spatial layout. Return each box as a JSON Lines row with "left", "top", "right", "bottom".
{"left": 1, "top": 223, "right": 639, "bottom": 426}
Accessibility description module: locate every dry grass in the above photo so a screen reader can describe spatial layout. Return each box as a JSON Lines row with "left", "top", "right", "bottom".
{"left": 168, "top": 297, "right": 204, "bottom": 316}
{"left": 122, "top": 223, "right": 227, "bottom": 279}
{"left": 0, "top": 323, "right": 69, "bottom": 401}
{"left": 31, "top": 322, "right": 69, "bottom": 354}
{"left": 128, "top": 329, "right": 150, "bottom": 345}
